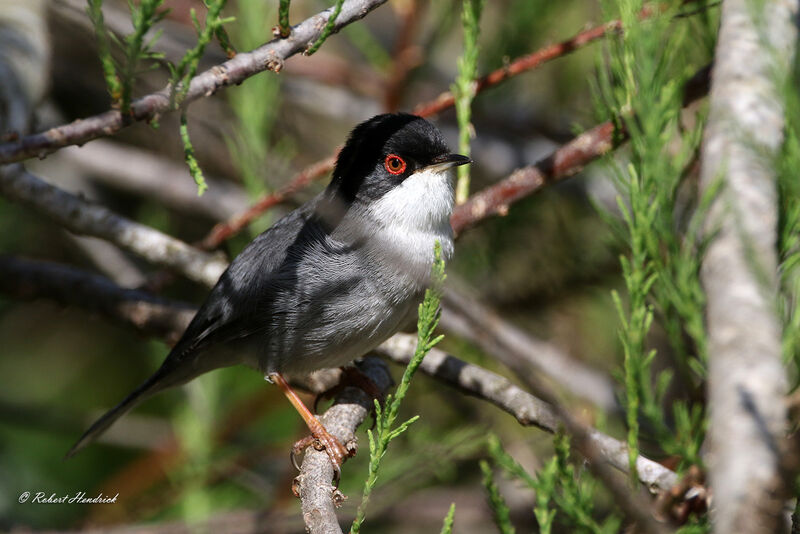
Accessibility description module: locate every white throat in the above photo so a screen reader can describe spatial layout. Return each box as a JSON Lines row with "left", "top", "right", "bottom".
{"left": 364, "top": 167, "right": 455, "bottom": 281}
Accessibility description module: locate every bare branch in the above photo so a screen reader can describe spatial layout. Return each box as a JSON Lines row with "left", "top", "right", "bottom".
{"left": 0, "top": 255, "right": 194, "bottom": 344}
{"left": 296, "top": 356, "right": 394, "bottom": 534}
{"left": 0, "top": 0, "right": 390, "bottom": 164}
{"left": 375, "top": 334, "right": 678, "bottom": 495}
{"left": 0, "top": 165, "right": 228, "bottom": 287}
{"left": 700, "top": 0, "right": 798, "bottom": 531}
{"left": 450, "top": 121, "right": 616, "bottom": 235}
{"left": 199, "top": 155, "right": 338, "bottom": 250}
{"left": 413, "top": 17, "right": 628, "bottom": 118}
{"left": 441, "top": 287, "right": 619, "bottom": 412}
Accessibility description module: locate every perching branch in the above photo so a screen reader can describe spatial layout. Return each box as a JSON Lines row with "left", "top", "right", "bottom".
{"left": 700, "top": 0, "right": 799, "bottom": 531}
{"left": 0, "top": 165, "right": 228, "bottom": 287}
{"left": 296, "top": 356, "right": 394, "bottom": 534}
{"left": 0, "top": 0, "right": 390, "bottom": 163}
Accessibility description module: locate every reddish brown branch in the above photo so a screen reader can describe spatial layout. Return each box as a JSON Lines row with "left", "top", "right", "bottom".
{"left": 450, "top": 121, "right": 617, "bottom": 235}
{"left": 198, "top": 154, "right": 337, "bottom": 250}
{"left": 413, "top": 20, "right": 623, "bottom": 117}
{"left": 384, "top": 0, "right": 426, "bottom": 112}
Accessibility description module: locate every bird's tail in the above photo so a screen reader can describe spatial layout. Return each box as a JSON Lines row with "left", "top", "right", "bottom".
{"left": 66, "top": 361, "right": 189, "bottom": 458}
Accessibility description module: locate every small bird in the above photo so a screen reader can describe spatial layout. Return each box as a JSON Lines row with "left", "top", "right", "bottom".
{"left": 68, "top": 113, "right": 470, "bottom": 468}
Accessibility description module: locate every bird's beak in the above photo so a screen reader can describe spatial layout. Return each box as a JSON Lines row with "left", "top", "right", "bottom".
{"left": 424, "top": 153, "right": 472, "bottom": 172}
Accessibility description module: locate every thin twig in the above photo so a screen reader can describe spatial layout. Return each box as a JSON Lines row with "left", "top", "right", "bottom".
{"left": 199, "top": 154, "right": 337, "bottom": 249}
{"left": 412, "top": 17, "right": 627, "bottom": 118}
{"left": 450, "top": 121, "right": 617, "bottom": 235}
{"left": 375, "top": 334, "right": 678, "bottom": 494}
{"left": 0, "top": 0, "right": 390, "bottom": 164}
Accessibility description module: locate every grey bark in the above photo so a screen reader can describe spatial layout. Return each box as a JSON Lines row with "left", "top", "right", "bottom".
{"left": 0, "top": 165, "right": 229, "bottom": 287}
{"left": 441, "top": 287, "right": 620, "bottom": 412}
{"left": 700, "top": 0, "right": 798, "bottom": 532}
{"left": 376, "top": 334, "right": 679, "bottom": 493}
{"left": 0, "top": 0, "right": 390, "bottom": 163}
{"left": 295, "top": 357, "right": 394, "bottom": 534}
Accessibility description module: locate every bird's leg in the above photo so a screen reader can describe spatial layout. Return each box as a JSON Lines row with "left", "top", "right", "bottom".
{"left": 313, "top": 364, "right": 385, "bottom": 413}
{"left": 268, "top": 372, "right": 352, "bottom": 474}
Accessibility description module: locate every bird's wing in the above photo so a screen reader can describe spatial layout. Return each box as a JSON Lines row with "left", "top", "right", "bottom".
{"left": 167, "top": 200, "right": 325, "bottom": 361}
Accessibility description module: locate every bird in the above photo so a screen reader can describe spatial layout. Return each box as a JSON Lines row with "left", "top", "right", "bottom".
{"left": 68, "top": 113, "right": 471, "bottom": 468}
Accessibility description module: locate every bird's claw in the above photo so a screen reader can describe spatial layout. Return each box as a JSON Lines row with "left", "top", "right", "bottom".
{"left": 290, "top": 427, "right": 352, "bottom": 487}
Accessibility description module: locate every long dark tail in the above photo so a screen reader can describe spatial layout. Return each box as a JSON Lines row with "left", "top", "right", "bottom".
{"left": 66, "top": 362, "right": 189, "bottom": 458}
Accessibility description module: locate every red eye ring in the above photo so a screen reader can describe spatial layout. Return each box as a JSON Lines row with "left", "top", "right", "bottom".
{"left": 384, "top": 154, "right": 407, "bottom": 175}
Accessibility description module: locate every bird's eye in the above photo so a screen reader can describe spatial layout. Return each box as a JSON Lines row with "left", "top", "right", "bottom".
{"left": 384, "top": 154, "right": 407, "bottom": 175}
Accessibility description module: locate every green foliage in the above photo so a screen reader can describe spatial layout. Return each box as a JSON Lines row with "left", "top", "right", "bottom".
{"left": 168, "top": 0, "right": 233, "bottom": 108}
{"left": 439, "top": 503, "right": 456, "bottom": 534}
{"left": 179, "top": 112, "right": 208, "bottom": 196}
{"left": 306, "top": 0, "right": 346, "bottom": 56}
{"left": 225, "top": 0, "right": 286, "bottom": 206}
{"left": 350, "top": 242, "right": 447, "bottom": 534}
{"left": 86, "top": 0, "right": 167, "bottom": 113}
{"left": 342, "top": 22, "right": 392, "bottom": 72}
{"left": 487, "top": 433, "right": 621, "bottom": 534}
{"left": 778, "top": 59, "right": 800, "bottom": 387}
{"left": 120, "top": 0, "right": 168, "bottom": 113}
{"left": 278, "top": 0, "right": 292, "bottom": 37}
{"left": 480, "top": 459, "right": 516, "bottom": 534}
{"left": 86, "top": 0, "right": 122, "bottom": 105}
{"left": 452, "top": 0, "right": 484, "bottom": 204}
{"left": 596, "top": 0, "right": 712, "bottom": 476}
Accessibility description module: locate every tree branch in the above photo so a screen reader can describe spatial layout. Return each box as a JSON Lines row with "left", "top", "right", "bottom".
{"left": 700, "top": 0, "right": 798, "bottom": 531}
{"left": 0, "top": 165, "right": 228, "bottom": 287}
{"left": 375, "top": 334, "right": 678, "bottom": 494}
{"left": 296, "top": 356, "right": 394, "bottom": 534}
{"left": 0, "top": 0, "right": 390, "bottom": 164}
{"left": 441, "top": 287, "right": 619, "bottom": 412}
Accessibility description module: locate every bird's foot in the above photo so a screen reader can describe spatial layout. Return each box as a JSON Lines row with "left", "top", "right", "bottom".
{"left": 290, "top": 417, "right": 353, "bottom": 483}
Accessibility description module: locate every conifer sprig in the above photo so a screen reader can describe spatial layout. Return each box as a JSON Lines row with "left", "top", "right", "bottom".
{"left": 350, "top": 241, "right": 447, "bottom": 534}
{"left": 452, "top": 0, "right": 484, "bottom": 204}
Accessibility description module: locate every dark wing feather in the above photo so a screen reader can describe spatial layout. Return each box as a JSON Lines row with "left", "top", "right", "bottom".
{"left": 68, "top": 199, "right": 322, "bottom": 456}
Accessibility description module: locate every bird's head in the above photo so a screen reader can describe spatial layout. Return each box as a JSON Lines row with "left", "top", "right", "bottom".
{"left": 324, "top": 114, "right": 471, "bottom": 229}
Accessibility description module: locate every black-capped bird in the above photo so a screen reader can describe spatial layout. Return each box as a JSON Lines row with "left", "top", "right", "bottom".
{"left": 68, "top": 113, "right": 470, "bottom": 468}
